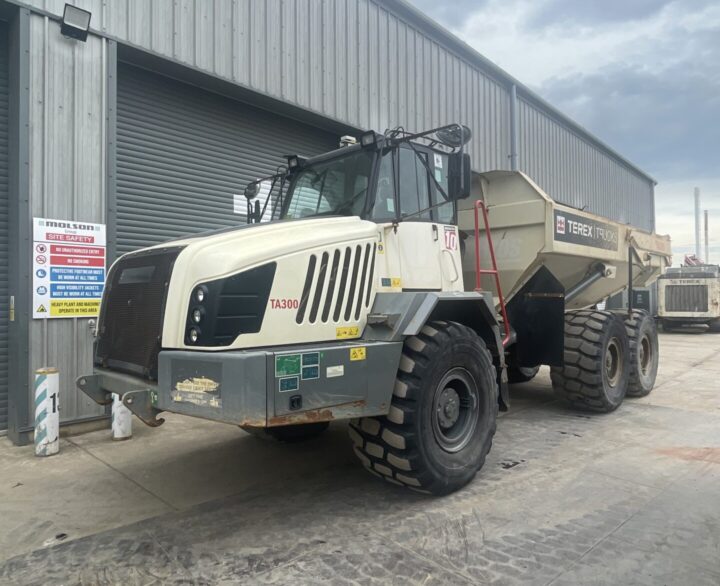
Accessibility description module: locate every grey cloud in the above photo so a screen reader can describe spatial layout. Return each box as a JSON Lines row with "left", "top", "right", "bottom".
{"left": 404, "top": 0, "right": 486, "bottom": 29}
{"left": 537, "top": 53, "right": 720, "bottom": 182}
{"left": 526, "top": 0, "right": 678, "bottom": 28}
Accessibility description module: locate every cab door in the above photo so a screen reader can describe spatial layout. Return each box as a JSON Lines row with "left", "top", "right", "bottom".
{"left": 373, "top": 146, "right": 462, "bottom": 292}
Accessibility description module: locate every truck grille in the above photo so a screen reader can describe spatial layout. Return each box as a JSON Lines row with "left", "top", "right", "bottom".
{"left": 296, "top": 243, "right": 377, "bottom": 325}
{"left": 95, "top": 247, "right": 184, "bottom": 379}
{"left": 665, "top": 285, "right": 708, "bottom": 313}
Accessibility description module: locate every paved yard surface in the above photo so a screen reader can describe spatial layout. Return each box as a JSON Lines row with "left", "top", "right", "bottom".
{"left": 1, "top": 330, "right": 719, "bottom": 585}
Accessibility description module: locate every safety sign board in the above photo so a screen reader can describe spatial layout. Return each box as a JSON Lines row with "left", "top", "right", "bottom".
{"left": 32, "top": 218, "right": 107, "bottom": 319}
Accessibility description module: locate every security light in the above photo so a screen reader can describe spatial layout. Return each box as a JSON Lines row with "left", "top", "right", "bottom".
{"left": 360, "top": 131, "right": 378, "bottom": 148}
{"left": 285, "top": 155, "right": 306, "bottom": 171}
{"left": 61, "top": 4, "right": 92, "bottom": 42}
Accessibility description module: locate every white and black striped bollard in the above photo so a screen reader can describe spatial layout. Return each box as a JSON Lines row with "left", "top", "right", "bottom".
{"left": 34, "top": 368, "right": 60, "bottom": 457}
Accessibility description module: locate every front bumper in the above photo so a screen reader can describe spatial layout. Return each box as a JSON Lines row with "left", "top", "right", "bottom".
{"left": 77, "top": 341, "right": 402, "bottom": 428}
{"left": 660, "top": 316, "right": 716, "bottom": 324}
{"left": 77, "top": 368, "right": 163, "bottom": 426}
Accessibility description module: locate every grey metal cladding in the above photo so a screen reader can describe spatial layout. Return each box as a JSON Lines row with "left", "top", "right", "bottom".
{"left": 115, "top": 64, "right": 338, "bottom": 254}
{"left": 517, "top": 97, "right": 654, "bottom": 231}
{"left": 0, "top": 21, "right": 8, "bottom": 430}
{"left": 22, "top": 0, "right": 655, "bottom": 232}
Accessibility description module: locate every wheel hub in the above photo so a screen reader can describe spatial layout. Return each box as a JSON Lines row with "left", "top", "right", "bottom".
{"left": 639, "top": 335, "right": 652, "bottom": 376}
{"left": 437, "top": 388, "right": 460, "bottom": 429}
{"left": 431, "top": 368, "right": 480, "bottom": 453}
{"left": 605, "top": 337, "right": 622, "bottom": 387}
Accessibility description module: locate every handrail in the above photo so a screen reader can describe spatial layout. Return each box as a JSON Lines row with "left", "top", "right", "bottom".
{"left": 473, "top": 200, "right": 511, "bottom": 347}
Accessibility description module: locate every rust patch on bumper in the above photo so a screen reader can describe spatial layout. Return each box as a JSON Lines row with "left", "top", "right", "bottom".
{"left": 267, "top": 400, "right": 366, "bottom": 427}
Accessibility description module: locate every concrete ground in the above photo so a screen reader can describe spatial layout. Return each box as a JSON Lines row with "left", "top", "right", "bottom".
{"left": 1, "top": 330, "right": 719, "bottom": 585}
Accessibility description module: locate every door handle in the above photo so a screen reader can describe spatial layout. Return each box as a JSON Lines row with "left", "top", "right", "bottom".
{"left": 432, "top": 224, "right": 439, "bottom": 241}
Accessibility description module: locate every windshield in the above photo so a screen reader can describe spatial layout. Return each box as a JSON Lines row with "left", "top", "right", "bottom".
{"left": 282, "top": 150, "right": 375, "bottom": 219}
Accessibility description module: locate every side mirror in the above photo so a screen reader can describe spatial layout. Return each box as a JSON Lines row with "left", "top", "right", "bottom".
{"left": 244, "top": 181, "right": 259, "bottom": 200}
{"left": 435, "top": 125, "right": 472, "bottom": 148}
{"left": 448, "top": 153, "right": 471, "bottom": 200}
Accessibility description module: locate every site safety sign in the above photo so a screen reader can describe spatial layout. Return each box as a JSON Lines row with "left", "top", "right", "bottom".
{"left": 32, "top": 217, "right": 107, "bottom": 319}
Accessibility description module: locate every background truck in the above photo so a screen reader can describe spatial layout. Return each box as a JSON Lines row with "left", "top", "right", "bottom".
{"left": 658, "top": 265, "right": 720, "bottom": 332}
{"left": 77, "top": 125, "right": 671, "bottom": 495}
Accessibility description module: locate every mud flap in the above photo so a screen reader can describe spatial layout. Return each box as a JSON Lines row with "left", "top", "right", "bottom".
{"left": 506, "top": 266, "right": 565, "bottom": 367}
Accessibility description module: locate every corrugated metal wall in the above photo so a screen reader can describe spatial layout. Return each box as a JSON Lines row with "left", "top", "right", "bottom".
{"left": 0, "top": 20, "right": 9, "bottom": 431}
{"left": 20, "top": 0, "right": 653, "bottom": 229}
{"left": 27, "top": 15, "right": 106, "bottom": 423}
{"left": 25, "top": 0, "right": 513, "bottom": 176}
{"left": 518, "top": 98, "right": 653, "bottom": 230}
{"left": 116, "top": 64, "right": 337, "bottom": 254}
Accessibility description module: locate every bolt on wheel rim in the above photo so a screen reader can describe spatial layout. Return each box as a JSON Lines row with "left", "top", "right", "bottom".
{"left": 431, "top": 368, "right": 479, "bottom": 453}
{"left": 605, "top": 337, "right": 622, "bottom": 387}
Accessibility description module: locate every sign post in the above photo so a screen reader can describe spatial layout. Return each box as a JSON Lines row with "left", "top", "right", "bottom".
{"left": 32, "top": 218, "right": 107, "bottom": 319}
{"left": 34, "top": 368, "right": 60, "bottom": 457}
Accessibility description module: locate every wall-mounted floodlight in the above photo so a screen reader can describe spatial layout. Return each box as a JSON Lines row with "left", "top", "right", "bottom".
{"left": 61, "top": 4, "right": 92, "bottom": 42}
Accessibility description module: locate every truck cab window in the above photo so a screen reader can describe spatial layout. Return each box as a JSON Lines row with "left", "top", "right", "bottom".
{"left": 430, "top": 152, "right": 454, "bottom": 224}
{"left": 398, "top": 148, "right": 431, "bottom": 220}
{"left": 282, "top": 150, "right": 374, "bottom": 219}
{"left": 371, "top": 151, "right": 396, "bottom": 220}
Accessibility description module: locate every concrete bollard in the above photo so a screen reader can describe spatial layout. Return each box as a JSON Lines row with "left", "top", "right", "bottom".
{"left": 112, "top": 393, "right": 133, "bottom": 440}
{"left": 34, "top": 368, "right": 60, "bottom": 457}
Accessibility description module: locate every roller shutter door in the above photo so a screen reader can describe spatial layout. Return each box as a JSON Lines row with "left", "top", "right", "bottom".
{"left": 116, "top": 64, "right": 338, "bottom": 255}
{"left": 0, "top": 22, "right": 9, "bottom": 431}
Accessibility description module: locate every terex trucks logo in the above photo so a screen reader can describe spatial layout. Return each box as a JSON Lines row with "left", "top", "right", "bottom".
{"left": 553, "top": 210, "right": 618, "bottom": 251}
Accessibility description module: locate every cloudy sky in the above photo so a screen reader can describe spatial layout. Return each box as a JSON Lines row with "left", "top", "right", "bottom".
{"left": 408, "top": 0, "right": 720, "bottom": 265}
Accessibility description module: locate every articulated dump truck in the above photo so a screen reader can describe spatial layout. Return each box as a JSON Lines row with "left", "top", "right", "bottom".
{"left": 657, "top": 265, "right": 720, "bottom": 332}
{"left": 78, "top": 125, "right": 671, "bottom": 495}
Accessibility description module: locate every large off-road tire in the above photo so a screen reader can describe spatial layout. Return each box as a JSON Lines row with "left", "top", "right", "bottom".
{"left": 623, "top": 310, "right": 659, "bottom": 397}
{"left": 349, "top": 321, "right": 498, "bottom": 496}
{"left": 551, "top": 310, "right": 630, "bottom": 413}
{"left": 507, "top": 365, "right": 541, "bottom": 384}
{"left": 241, "top": 422, "right": 329, "bottom": 442}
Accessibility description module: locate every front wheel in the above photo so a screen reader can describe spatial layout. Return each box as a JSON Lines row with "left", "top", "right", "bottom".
{"left": 349, "top": 321, "right": 498, "bottom": 495}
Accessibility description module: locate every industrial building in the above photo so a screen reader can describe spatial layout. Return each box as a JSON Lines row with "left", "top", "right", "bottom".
{"left": 0, "top": 0, "right": 657, "bottom": 444}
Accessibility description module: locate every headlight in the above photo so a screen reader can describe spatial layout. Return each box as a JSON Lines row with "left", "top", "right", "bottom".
{"left": 188, "top": 327, "right": 200, "bottom": 343}
{"left": 195, "top": 286, "right": 207, "bottom": 303}
{"left": 191, "top": 307, "right": 203, "bottom": 323}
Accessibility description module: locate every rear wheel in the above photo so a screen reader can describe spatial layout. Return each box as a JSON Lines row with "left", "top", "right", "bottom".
{"left": 551, "top": 310, "right": 630, "bottom": 412}
{"left": 241, "top": 422, "right": 329, "bottom": 442}
{"left": 623, "top": 310, "right": 659, "bottom": 397}
{"left": 350, "top": 321, "right": 498, "bottom": 495}
{"left": 507, "top": 365, "right": 540, "bottom": 384}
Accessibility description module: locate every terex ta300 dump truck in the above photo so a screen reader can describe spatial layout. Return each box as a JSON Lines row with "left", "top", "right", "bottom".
{"left": 78, "top": 125, "right": 671, "bottom": 495}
